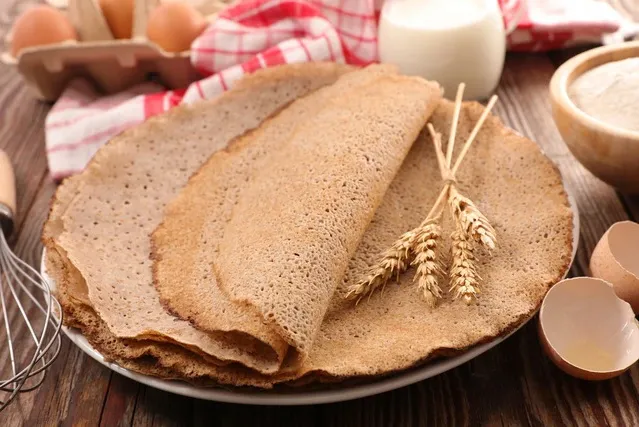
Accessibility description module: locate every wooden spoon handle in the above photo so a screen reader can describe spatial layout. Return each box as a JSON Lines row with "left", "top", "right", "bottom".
{"left": 0, "top": 150, "right": 16, "bottom": 220}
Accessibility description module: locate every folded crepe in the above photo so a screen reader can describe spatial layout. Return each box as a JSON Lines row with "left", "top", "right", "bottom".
{"left": 43, "top": 63, "right": 443, "bottom": 377}
{"left": 44, "top": 64, "right": 573, "bottom": 388}
{"left": 43, "top": 63, "right": 355, "bottom": 376}
{"left": 151, "top": 64, "right": 443, "bottom": 367}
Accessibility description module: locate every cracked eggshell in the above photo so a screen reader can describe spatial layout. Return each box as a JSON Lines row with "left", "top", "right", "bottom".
{"left": 590, "top": 221, "right": 639, "bottom": 314}
{"left": 539, "top": 277, "right": 639, "bottom": 381}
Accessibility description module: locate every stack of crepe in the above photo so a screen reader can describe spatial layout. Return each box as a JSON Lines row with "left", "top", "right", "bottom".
{"left": 43, "top": 63, "right": 574, "bottom": 388}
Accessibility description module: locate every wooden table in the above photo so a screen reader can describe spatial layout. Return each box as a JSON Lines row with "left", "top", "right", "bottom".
{"left": 2, "top": 1, "right": 639, "bottom": 426}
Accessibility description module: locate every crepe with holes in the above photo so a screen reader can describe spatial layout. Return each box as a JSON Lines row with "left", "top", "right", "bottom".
{"left": 44, "top": 65, "right": 573, "bottom": 388}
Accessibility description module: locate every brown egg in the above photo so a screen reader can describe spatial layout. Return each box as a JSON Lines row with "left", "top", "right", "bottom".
{"left": 539, "top": 277, "right": 639, "bottom": 381}
{"left": 146, "top": 2, "right": 207, "bottom": 53}
{"left": 10, "top": 5, "right": 77, "bottom": 57}
{"left": 99, "top": 0, "right": 134, "bottom": 39}
{"left": 590, "top": 221, "right": 639, "bottom": 314}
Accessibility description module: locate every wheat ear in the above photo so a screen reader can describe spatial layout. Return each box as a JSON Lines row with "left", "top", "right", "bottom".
{"left": 450, "top": 229, "right": 481, "bottom": 304}
{"left": 411, "top": 219, "right": 444, "bottom": 307}
{"left": 345, "top": 230, "right": 415, "bottom": 302}
{"left": 448, "top": 187, "right": 496, "bottom": 250}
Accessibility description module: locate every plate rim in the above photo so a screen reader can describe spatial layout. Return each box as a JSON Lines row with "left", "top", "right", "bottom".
{"left": 41, "top": 188, "right": 579, "bottom": 406}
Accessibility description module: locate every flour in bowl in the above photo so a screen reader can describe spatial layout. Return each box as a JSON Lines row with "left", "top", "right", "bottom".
{"left": 569, "top": 58, "right": 639, "bottom": 132}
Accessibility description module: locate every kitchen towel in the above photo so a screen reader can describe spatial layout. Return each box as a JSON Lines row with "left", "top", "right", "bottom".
{"left": 45, "top": 0, "right": 632, "bottom": 179}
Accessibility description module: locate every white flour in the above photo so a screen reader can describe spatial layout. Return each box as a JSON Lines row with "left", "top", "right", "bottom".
{"left": 569, "top": 58, "right": 639, "bottom": 132}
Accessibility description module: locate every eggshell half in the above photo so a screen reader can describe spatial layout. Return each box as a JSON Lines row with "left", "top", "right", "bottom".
{"left": 539, "top": 277, "right": 639, "bottom": 380}
{"left": 590, "top": 221, "right": 639, "bottom": 314}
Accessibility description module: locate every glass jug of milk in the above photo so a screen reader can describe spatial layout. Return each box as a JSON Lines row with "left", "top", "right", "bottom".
{"left": 379, "top": 0, "right": 518, "bottom": 100}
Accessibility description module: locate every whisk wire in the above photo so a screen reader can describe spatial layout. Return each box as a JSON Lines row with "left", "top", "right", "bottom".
{"left": 4, "top": 244, "right": 64, "bottom": 372}
{"left": 4, "top": 241, "right": 52, "bottom": 317}
{"left": 0, "top": 272, "right": 17, "bottom": 378}
{"left": 0, "top": 231, "right": 63, "bottom": 411}
{"left": 3, "top": 264, "right": 41, "bottom": 346}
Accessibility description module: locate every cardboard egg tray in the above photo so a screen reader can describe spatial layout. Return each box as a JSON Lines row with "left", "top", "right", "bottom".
{"left": 1, "top": 0, "right": 231, "bottom": 101}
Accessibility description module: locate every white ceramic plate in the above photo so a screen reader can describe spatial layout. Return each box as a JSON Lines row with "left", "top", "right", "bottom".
{"left": 41, "top": 190, "right": 579, "bottom": 405}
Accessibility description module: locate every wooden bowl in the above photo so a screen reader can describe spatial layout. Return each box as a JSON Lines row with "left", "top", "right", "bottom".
{"left": 550, "top": 41, "right": 639, "bottom": 193}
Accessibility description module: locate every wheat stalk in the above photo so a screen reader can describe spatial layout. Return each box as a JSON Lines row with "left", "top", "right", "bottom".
{"left": 411, "top": 219, "right": 444, "bottom": 307}
{"left": 427, "top": 99, "right": 497, "bottom": 304}
{"left": 423, "top": 92, "right": 499, "bottom": 219}
{"left": 448, "top": 186, "right": 496, "bottom": 250}
{"left": 446, "top": 83, "right": 466, "bottom": 167}
{"left": 450, "top": 229, "right": 481, "bottom": 304}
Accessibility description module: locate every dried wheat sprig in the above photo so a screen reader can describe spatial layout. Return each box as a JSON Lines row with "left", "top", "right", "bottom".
{"left": 345, "top": 230, "right": 415, "bottom": 302}
{"left": 411, "top": 219, "right": 444, "bottom": 307}
{"left": 450, "top": 229, "right": 481, "bottom": 304}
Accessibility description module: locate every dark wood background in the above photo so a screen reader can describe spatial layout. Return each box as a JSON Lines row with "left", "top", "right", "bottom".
{"left": 1, "top": 1, "right": 639, "bottom": 426}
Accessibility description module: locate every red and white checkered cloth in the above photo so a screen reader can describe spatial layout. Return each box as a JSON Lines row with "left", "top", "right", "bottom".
{"left": 45, "top": 0, "right": 632, "bottom": 179}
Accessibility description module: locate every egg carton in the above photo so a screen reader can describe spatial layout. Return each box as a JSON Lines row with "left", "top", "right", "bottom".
{"left": 0, "top": 0, "right": 231, "bottom": 101}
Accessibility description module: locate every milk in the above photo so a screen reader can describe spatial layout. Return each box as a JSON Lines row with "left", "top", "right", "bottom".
{"left": 378, "top": 0, "right": 506, "bottom": 100}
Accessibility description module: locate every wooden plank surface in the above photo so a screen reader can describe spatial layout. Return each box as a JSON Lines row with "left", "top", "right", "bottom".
{"left": 1, "top": 0, "right": 639, "bottom": 425}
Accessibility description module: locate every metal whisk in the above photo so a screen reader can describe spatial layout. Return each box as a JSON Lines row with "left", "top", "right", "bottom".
{"left": 0, "top": 150, "right": 62, "bottom": 412}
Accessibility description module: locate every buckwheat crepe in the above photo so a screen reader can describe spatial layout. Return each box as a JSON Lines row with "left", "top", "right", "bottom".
{"left": 44, "top": 64, "right": 573, "bottom": 388}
